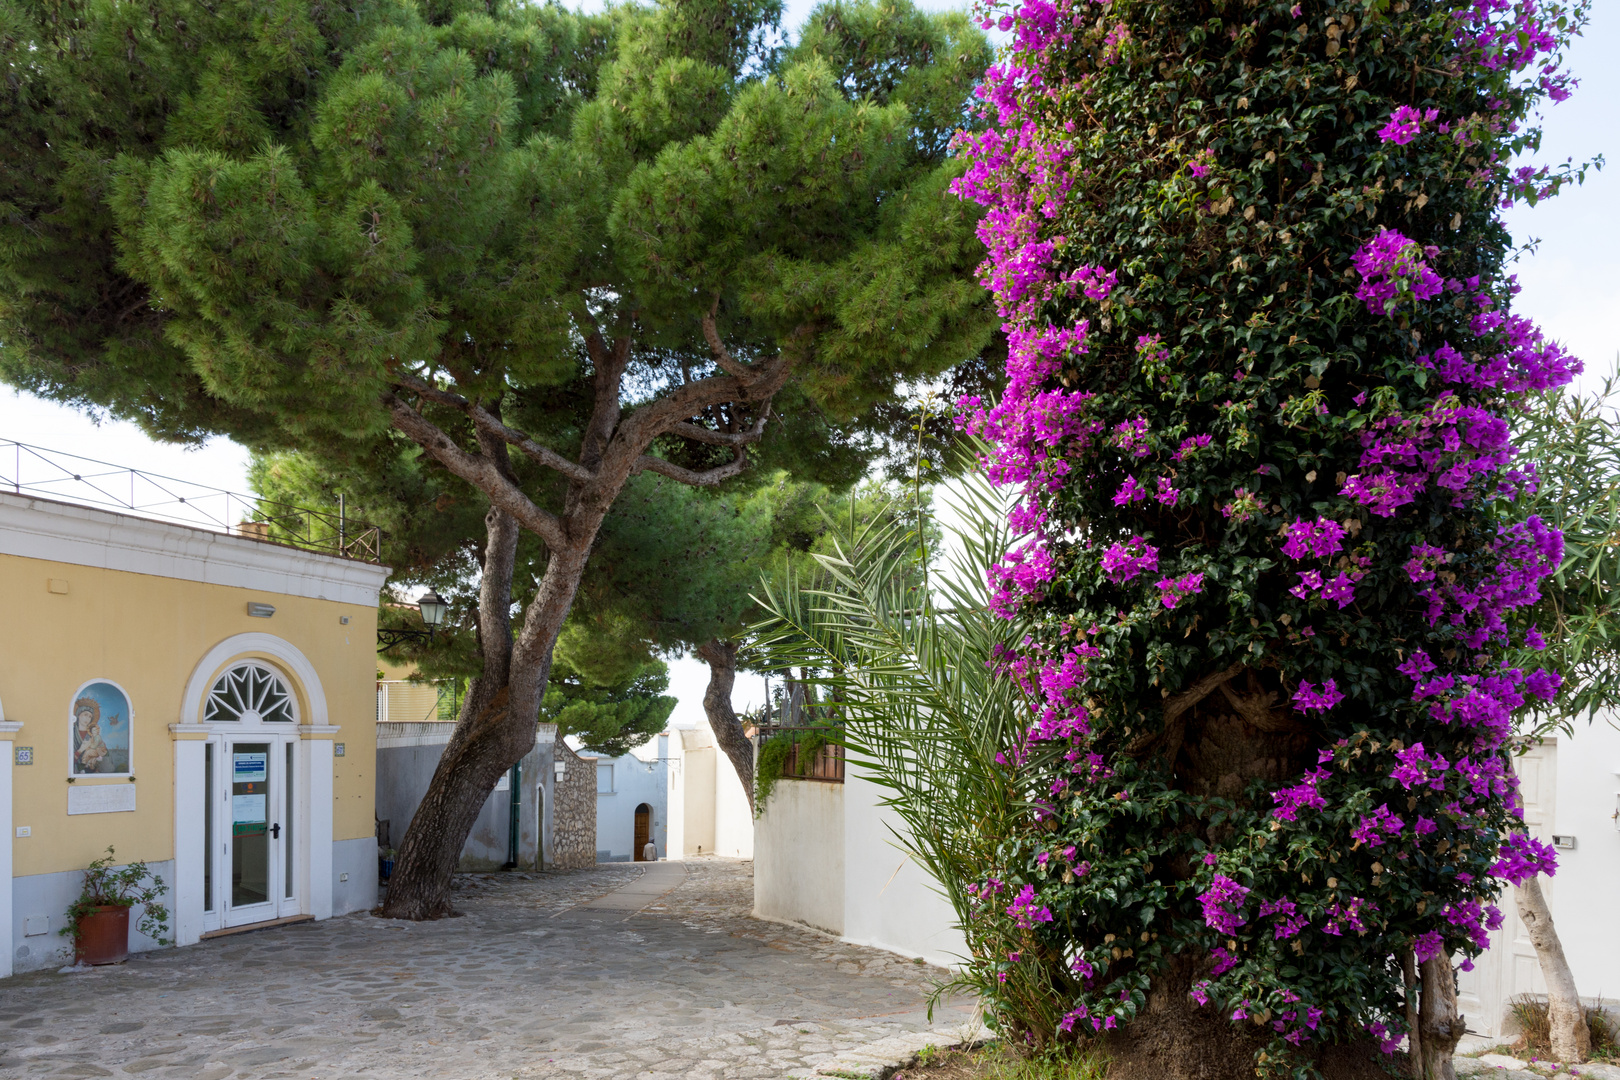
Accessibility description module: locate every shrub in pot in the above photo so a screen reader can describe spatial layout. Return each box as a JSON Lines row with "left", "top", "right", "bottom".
{"left": 61, "top": 846, "right": 171, "bottom": 965}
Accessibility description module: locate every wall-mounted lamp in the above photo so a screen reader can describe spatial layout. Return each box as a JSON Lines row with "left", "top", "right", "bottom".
{"left": 247, "top": 602, "right": 276, "bottom": 618}
{"left": 377, "top": 589, "right": 449, "bottom": 652}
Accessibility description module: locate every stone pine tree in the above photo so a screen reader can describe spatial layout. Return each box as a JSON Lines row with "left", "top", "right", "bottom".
{"left": 949, "top": 0, "right": 1590, "bottom": 1077}
{"left": 0, "top": 0, "right": 994, "bottom": 917}
{"left": 252, "top": 420, "right": 908, "bottom": 809}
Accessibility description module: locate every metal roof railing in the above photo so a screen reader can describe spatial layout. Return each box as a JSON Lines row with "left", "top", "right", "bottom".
{"left": 0, "top": 438, "right": 383, "bottom": 563}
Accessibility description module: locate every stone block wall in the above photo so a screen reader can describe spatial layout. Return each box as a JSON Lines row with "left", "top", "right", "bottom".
{"left": 551, "top": 742, "right": 597, "bottom": 869}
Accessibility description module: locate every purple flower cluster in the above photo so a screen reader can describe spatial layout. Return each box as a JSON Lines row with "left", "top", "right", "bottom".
{"left": 1490, "top": 831, "right": 1558, "bottom": 887}
{"left": 1271, "top": 768, "right": 1330, "bottom": 822}
{"left": 1442, "top": 898, "right": 1504, "bottom": 952}
{"left": 1198, "top": 875, "right": 1251, "bottom": 934}
{"left": 1007, "top": 883, "right": 1054, "bottom": 929}
{"left": 1391, "top": 743, "right": 1451, "bottom": 791}
{"left": 1172, "top": 433, "right": 1212, "bottom": 461}
{"left": 1377, "top": 105, "right": 1439, "bottom": 145}
{"left": 987, "top": 538, "right": 1055, "bottom": 618}
{"left": 1350, "top": 804, "right": 1406, "bottom": 848}
{"left": 1257, "top": 897, "right": 1309, "bottom": 940}
{"left": 1413, "top": 930, "right": 1446, "bottom": 963}
{"left": 1292, "top": 679, "right": 1345, "bottom": 712}
{"left": 1278, "top": 517, "right": 1347, "bottom": 560}
{"left": 1321, "top": 896, "right": 1378, "bottom": 936}
{"left": 1155, "top": 571, "right": 1204, "bottom": 609}
{"left": 1100, "top": 537, "right": 1159, "bottom": 583}
{"left": 1352, "top": 227, "right": 1444, "bottom": 316}
{"left": 1340, "top": 397, "right": 1516, "bottom": 518}
{"left": 1113, "top": 475, "right": 1148, "bottom": 505}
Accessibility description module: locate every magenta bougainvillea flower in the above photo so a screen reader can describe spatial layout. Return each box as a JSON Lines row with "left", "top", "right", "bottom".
{"left": 949, "top": 0, "right": 1584, "bottom": 1067}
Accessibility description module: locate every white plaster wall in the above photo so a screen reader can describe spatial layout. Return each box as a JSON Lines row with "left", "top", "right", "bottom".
{"left": 1549, "top": 714, "right": 1620, "bottom": 998}
{"left": 754, "top": 779, "right": 844, "bottom": 934}
{"left": 677, "top": 733, "right": 717, "bottom": 856}
{"left": 841, "top": 759, "right": 968, "bottom": 969}
{"left": 713, "top": 739, "right": 754, "bottom": 859}
{"left": 12, "top": 862, "right": 176, "bottom": 974}
{"left": 331, "top": 837, "right": 379, "bottom": 916}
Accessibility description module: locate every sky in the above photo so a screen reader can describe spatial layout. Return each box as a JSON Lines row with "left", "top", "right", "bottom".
{"left": 2, "top": 0, "right": 1616, "bottom": 730}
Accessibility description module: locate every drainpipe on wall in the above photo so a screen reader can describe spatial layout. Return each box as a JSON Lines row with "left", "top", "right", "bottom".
{"left": 502, "top": 761, "right": 521, "bottom": 869}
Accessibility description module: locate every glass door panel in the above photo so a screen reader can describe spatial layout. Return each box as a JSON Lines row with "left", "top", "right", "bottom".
{"left": 231, "top": 743, "right": 272, "bottom": 909}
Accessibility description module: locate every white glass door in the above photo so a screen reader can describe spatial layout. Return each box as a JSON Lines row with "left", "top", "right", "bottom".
{"left": 220, "top": 736, "right": 297, "bottom": 927}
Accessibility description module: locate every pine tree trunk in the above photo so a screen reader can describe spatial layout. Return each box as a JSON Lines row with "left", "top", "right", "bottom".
{"left": 696, "top": 638, "right": 754, "bottom": 810}
{"left": 1516, "top": 873, "right": 1590, "bottom": 1063}
{"left": 1414, "top": 955, "right": 1464, "bottom": 1080}
{"left": 382, "top": 504, "right": 592, "bottom": 919}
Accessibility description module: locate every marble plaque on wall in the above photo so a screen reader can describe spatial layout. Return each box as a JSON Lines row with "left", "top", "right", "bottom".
{"left": 67, "top": 784, "right": 137, "bottom": 815}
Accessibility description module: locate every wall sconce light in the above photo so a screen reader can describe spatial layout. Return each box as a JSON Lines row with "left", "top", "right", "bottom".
{"left": 247, "top": 602, "right": 276, "bottom": 618}
{"left": 377, "top": 589, "right": 449, "bottom": 652}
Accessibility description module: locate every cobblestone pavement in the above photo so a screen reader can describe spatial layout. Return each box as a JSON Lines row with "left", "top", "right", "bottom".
{"left": 0, "top": 858, "right": 981, "bottom": 1079}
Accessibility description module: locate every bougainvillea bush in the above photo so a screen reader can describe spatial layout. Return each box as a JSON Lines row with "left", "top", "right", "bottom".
{"left": 951, "top": 0, "right": 1590, "bottom": 1074}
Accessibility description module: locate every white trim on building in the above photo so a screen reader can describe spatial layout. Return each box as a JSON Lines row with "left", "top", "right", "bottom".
{"left": 0, "top": 492, "right": 390, "bottom": 605}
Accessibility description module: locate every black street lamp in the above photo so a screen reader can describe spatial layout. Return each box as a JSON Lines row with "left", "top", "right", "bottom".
{"left": 377, "top": 589, "right": 449, "bottom": 652}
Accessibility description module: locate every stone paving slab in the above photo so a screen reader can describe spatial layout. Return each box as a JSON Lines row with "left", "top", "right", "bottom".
{"left": 1457, "top": 1056, "right": 1620, "bottom": 1079}
{"left": 0, "top": 858, "right": 973, "bottom": 1080}
{"left": 580, "top": 862, "right": 688, "bottom": 913}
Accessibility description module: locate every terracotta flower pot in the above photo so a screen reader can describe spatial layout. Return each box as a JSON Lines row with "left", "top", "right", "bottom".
{"left": 75, "top": 905, "right": 130, "bottom": 966}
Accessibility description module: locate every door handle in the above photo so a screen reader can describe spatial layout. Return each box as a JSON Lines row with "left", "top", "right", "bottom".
{"left": 271, "top": 823, "right": 281, "bottom": 839}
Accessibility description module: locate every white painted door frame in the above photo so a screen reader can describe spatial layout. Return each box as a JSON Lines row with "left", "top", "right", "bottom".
{"left": 170, "top": 633, "right": 337, "bottom": 947}
{"left": 0, "top": 711, "right": 22, "bottom": 979}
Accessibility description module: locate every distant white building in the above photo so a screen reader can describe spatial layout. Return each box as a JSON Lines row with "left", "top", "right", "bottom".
{"left": 667, "top": 719, "right": 754, "bottom": 860}
{"left": 582, "top": 718, "right": 754, "bottom": 863}
{"left": 587, "top": 735, "right": 669, "bottom": 862}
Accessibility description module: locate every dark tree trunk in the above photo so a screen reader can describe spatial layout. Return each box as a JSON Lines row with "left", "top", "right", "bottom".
{"left": 382, "top": 530, "right": 592, "bottom": 918}
{"left": 696, "top": 638, "right": 755, "bottom": 810}
{"left": 1413, "top": 955, "right": 1464, "bottom": 1080}
{"left": 382, "top": 428, "right": 602, "bottom": 919}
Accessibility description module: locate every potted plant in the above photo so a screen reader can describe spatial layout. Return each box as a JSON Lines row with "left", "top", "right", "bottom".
{"left": 60, "top": 846, "right": 171, "bottom": 966}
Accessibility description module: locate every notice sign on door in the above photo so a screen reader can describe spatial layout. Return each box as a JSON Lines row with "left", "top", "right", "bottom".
{"left": 232, "top": 751, "right": 269, "bottom": 836}
{"left": 233, "top": 752, "right": 267, "bottom": 783}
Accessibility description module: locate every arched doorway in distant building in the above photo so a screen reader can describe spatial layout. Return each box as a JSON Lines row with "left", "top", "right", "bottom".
{"left": 633, "top": 803, "right": 652, "bottom": 861}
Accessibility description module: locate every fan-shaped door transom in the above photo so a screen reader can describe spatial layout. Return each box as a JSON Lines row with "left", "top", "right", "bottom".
{"left": 203, "top": 662, "right": 298, "bottom": 725}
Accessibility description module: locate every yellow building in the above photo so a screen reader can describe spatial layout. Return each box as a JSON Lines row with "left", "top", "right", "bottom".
{"left": 0, "top": 491, "right": 389, "bottom": 975}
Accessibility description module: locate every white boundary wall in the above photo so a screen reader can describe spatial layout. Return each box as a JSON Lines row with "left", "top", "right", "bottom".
{"left": 752, "top": 779, "right": 844, "bottom": 935}
{"left": 840, "top": 759, "right": 968, "bottom": 968}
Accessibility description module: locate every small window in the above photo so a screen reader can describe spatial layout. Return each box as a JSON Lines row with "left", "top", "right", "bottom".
{"left": 204, "top": 662, "right": 298, "bottom": 724}
{"left": 596, "top": 763, "right": 614, "bottom": 794}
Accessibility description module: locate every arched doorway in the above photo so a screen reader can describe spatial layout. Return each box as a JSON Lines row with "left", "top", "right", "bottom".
{"left": 174, "top": 632, "right": 333, "bottom": 945}
{"left": 633, "top": 803, "right": 652, "bottom": 861}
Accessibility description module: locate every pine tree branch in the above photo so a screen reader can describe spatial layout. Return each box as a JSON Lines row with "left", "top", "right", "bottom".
{"left": 383, "top": 392, "right": 568, "bottom": 550}
{"left": 702, "top": 309, "right": 760, "bottom": 381}
{"left": 392, "top": 372, "right": 597, "bottom": 485}
{"left": 669, "top": 411, "right": 771, "bottom": 447}
{"left": 580, "top": 332, "right": 630, "bottom": 472}
{"left": 635, "top": 449, "right": 752, "bottom": 487}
